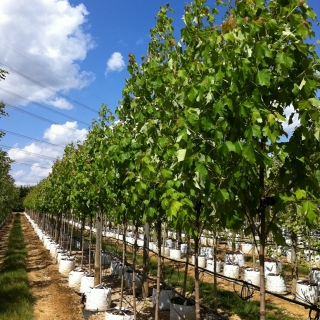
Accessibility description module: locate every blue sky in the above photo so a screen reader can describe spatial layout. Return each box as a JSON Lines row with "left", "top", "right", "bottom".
{"left": 0, "top": 0, "right": 319, "bottom": 186}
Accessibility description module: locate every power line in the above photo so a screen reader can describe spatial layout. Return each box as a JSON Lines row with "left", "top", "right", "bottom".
{"left": 12, "top": 161, "right": 52, "bottom": 170}
{"left": 0, "top": 144, "right": 57, "bottom": 161}
{"left": 0, "top": 87, "right": 91, "bottom": 126}
{"left": 0, "top": 61, "right": 100, "bottom": 113}
{"left": 0, "top": 42, "right": 113, "bottom": 107}
{"left": 4, "top": 103, "right": 88, "bottom": 135}
{"left": 0, "top": 129, "right": 65, "bottom": 148}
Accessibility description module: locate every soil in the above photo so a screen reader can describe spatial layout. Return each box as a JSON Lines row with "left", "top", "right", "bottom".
{"left": 22, "top": 213, "right": 84, "bottom": 320}
{"left": 0, "top": 216, "right": 13, "bottom": 268}
{"left": 0, "top": 214, "right": 314, "bottom": 320}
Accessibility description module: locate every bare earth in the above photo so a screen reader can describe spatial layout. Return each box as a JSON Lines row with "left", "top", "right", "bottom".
{"left": 0, "top": 214, "right": 311, "bottom": 320}
{"left": 21, "top": 214, "right": 84, "bottom": 320}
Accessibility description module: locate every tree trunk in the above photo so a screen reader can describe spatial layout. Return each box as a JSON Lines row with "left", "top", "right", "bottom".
{"left": 259, "top": 137, "right": 266, "bottom": 320}
{"left": 213, "top": 231, "right": 218, "bottom": 313}
{"left": 291, "top": 232, "right": 298, "bottom": 295}
{"left": 194, "top": 234, "right": 201, "bottom": 320}
{"left": 155, "top": 219, "right": 162, "bottom": 320}
{"left": 81, "top": 214, "right": 85, "bottom": 268}
{"left": 94, "top": 208, "right": 102, "bottom": 286}
{"left": 119, "top": 222, "right": 127, "bottom": 313}
{"left": 89, "top": 215, "right": 93, "bottom": 274}
{"left": 259, "top": 209, "right": 266, "bottom": 320}
{"left": 55, "top": 213, "right": 62, "bottom": 243}
{"left": 132, "top": 222, "right": 138, "bottom": 320}
{"left": 142, "top": 221, "right": 150, "bottom": 299}
{"left": 182, "top": 235, "right": 190, "bottom": 296}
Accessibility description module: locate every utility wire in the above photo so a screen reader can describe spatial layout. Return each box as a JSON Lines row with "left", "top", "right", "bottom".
{"left": 0, "top": 42, "right": 113, "bottom": 107}
{"left": 0, "top": 87, "right": 91, "bottom": 126}
{"left": 0, "top": 144, "right": 57, "bottom": 161}
{"left": 0, "top": 61, "right": 99, "bottom": 113}
{"left": 4, "top": 103, "right": 88, "bottom": 135}
{"left": 12, "top": 161, "right": 52, "bottom": 170}
{"left": 0, "top": 129, "right": 65, "bottom": 148}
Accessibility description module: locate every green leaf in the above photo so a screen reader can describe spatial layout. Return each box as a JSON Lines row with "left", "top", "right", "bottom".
{"left": 161, "top": 169, "right": 172, "bottom": 179}
{"left": 308, "top": 98, "right": 320, "bottom": 107}
{"left": 298, "top": 100, "right": 310, "bottom": 110}
{"left": 314, "top": 127, "right": 320, "bottom": 141}
{"left": 215, "top": 189, "right": 230, "bottom": 203}
{"left": 225, "top": 141, "right": 236, "bottom": 152}
{"left": 295, "top": 189, "right": 306, "bottom": 200}
{"left": 256, "top": 69, "right": 271, "bottom": 87}
{"left": 276, "top": 52, "right": 295, "bottom": 68}
{"left": 299, "top": 78, "right": 306, "bottom": 90}
{"left": 177, "top": 149, "right": 187, "bottom": 162}
{"left": 195, "top": 163, "right": 208, "bottom": 178}
{"left": 168, "top": 200, "right": 182, "bottom": 217}
{"left": 242, "top": 145, "right": 255, "bottom": 163}
{"left": 301, "top": 201, "right": 317, "bottom": 224}
{"left": 188, "top": 86, "right": 198, "bottom": 102}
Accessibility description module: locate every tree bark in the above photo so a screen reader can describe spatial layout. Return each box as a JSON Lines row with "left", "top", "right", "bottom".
{"left": 142, "top": 221, "right": 150, "bottom": 299}
{"left": 291, "top": 232, "right": 298, "bottom": 295}
{"left": 155, "top": 219, "right": 162, "bottom": 320}
{"left": 94, "top": 208, "right": 102, "bottom": 286}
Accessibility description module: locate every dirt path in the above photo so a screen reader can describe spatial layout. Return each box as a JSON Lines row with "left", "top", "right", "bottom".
{"left": 22, "top": 214, "right": 84, "bottom": 320}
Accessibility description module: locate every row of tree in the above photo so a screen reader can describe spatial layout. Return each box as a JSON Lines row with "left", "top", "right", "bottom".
{"left": 0, "top": 69, "right": 18, "bottom": 223}
{"left": 23, "top": 0, "right": 320, "bottom": 319}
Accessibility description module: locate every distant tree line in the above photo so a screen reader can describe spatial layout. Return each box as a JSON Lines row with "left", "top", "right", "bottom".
{"left": 13, "top": 185, "right": 33, "bottom": 212}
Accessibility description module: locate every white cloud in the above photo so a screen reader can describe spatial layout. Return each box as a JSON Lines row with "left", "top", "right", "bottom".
{"left": 0, "top": 0, "right": 95, "bottom": 107}
{"left": 135, "top": 38, "right": 143, "bottom": 45}
{"left": 12, "top": 170, "right": 25, "bottom": 179}
{"left": 43, "top": 121, "right": 88, "bottom": 144}
{"left": 283, "top": 105, "right": 300, "bottom": 133}
{"left": 105, "top": 52, "right": 125, "bottom": 75}
{"left": 46, "top": 97, "right": 73, "bottom": 110}
{"left": 118, "top": 40, "right": 127, "bottom": 47}
{"left": 9, "top": 121, "right": 88, "bottom": 185}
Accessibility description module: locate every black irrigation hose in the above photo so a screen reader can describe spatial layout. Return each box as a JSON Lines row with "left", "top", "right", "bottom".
{"left": 29, "top": 217, "right": 320, "bottom": 318}
{"left": 105, "top": 235, "right": 320, "bottom": 315}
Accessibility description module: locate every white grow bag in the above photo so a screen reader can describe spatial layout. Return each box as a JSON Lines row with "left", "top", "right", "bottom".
{"left": 164, "top": 247, "right": 170, "bottom": 256}
{"left": 85, "top": 286, "right": 112, "bottom": 311}
{"left": 295, "top": 280, "right": 318, "bottom": 304}
{"left": 59, "top": 258, "right": 75, "bottom": 276}
{"left": 223, "top": 264, "right": 240, "bottom": 279}
{"left": 110, "top": 260, "right": 122, "bottom": 276}
{"left": 152, "top": 287, "right": 174, "bottom": 310}
{"left": 124, "top": 271, "right": 143, "bottom": 289}
{"left": 264, "top": 260, "right": 282, "bottom": 278}
{"left": 241, "top": 243, "right": 253, "bottom": 255}
{"left": 244, "top": 268, "right": 260, "bottom": 287}
{"left": 266, "top": 274, "right": 286, "bottom": 294}
{"left": 198, "top": 255, "right": 206, "bottom": 268}
{"left": 170, "top": 298, "right": 196, "bottom": 320}
{"left": 310, "top": 268, "right": 320, "bottom": 292}
{"left": 206, "top": 259, "right": 221, "bottom": 273}
{"left": 105, "top": 308, "right": 134, "bottom": 320}
{"left": 180, "top": 243, "right": 188, "bottom": 255}
{"left": 69, "top": 269, "right": 84, "bottom": 289}
{"left": 234, "top": 252, "right": 244, "bottom": 267}
{"left": 80, "top": 275, "right": 94, "bottom": 294}
{"left": 170, "top": 249, "right": 181, "bottom": 260}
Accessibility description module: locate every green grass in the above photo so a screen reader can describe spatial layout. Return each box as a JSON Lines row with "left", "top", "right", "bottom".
{"left": 102, "top": 238, "right": 297, "bottom": 320}
{"left": 0, "top": 214, "right": 34, "bottom": 320}
{"left": 282, "top": 263, "right": 310, "bottom": 276}
{"left": 200, "top": 281, "right": 295, "bottom": 320}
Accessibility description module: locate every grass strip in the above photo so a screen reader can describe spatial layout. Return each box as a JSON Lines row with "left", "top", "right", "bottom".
{"left": 0, "top": 214, "right": 34, "bottom": 320}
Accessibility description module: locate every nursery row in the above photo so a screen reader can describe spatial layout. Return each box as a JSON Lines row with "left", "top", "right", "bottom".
{"left": 25, "top": 210, "right": 320, "bottom": 320}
